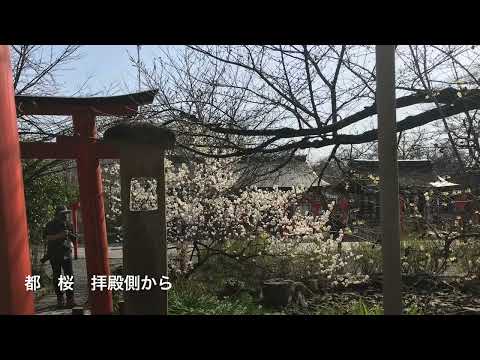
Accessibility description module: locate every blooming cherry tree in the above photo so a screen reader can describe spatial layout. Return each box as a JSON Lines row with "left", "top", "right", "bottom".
{"left": 102, "top": 157, "right": 369, "bottom": 287}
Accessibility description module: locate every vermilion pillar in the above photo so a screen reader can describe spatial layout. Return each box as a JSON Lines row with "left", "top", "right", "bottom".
{"left": 70, "top": 201, "right": 80, "bottom": 259}
{"left": 73, "top": 112, "right": 112, "bottom": 314}
{"left": 0, "top": 45, "right": 35, "bottom": 314}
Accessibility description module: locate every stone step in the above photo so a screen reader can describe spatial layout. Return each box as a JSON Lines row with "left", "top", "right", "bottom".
{"left": 35, "top": 255, "right": 123, "bottom": 315}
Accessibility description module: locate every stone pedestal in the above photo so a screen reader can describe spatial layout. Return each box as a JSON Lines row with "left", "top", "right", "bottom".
{"left": 262, "top": 279, "right": 294, "bottom": 308}
{"left": 104, "top": 124, "right": 175, "bottom": 315}
{"left": 72, "top": 307, "right": 85, "bottom": 315}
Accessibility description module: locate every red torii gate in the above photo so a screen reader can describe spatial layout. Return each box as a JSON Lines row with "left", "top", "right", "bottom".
{"left": 18, "top": 91, "right": 157, "bottom": 314}
{"left": 0, "top": 44, "right": 157, "bottom": 314}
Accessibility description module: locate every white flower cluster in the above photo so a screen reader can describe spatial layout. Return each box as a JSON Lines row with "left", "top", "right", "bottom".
{"left": 101, "top": 158, "right": 368, "bottom": 286}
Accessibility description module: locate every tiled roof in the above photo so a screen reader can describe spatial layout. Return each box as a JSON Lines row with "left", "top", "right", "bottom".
{"left": 349, "top": 159, "right": 436, "bottom": 188}
{"left": 234, "top": 158, "right": 328, "bottom": 189}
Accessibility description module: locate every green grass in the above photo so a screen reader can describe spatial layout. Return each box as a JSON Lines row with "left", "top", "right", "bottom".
{"left": 312, "top": 298, "right": 424, "bottom": 315}
{"left": 348, "top": 300, "right": 384, "bottom": 315}
{"left": 167, "top": 279, "right": 427, "bottom": 315}
{"left": 168, "top": 280, "right": 267, "bottom": 315}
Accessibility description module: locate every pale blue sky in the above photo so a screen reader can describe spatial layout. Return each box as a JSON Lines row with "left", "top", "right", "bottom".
{"left": 59, "top": 45, "right": 158, "bottom": 95}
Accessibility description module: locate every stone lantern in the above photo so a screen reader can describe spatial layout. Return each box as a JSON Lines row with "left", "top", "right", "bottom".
{"left": 104, "top": 123, "right": 175, "bottom": 315}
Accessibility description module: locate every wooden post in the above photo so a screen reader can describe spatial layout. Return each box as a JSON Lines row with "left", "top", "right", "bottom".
{"left": 376, "top": 45, "right": 402, "bottom": 315}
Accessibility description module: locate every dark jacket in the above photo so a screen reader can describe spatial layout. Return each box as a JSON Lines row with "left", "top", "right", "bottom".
{"left": 42, "top": 219, "right": 76, "bottom": 263}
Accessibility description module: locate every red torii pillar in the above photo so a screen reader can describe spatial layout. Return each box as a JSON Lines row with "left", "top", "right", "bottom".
{"left": 73, "top": 110, "right": 111, "bottom": 313}
{"left": 16, "top": 89, "right": 157, "bottom": 314}
{"left": 70, "top": 201, "right": 80, "bottom": 259}
{"left": 0, "top": 45, "right": 34, "bottom": 315}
